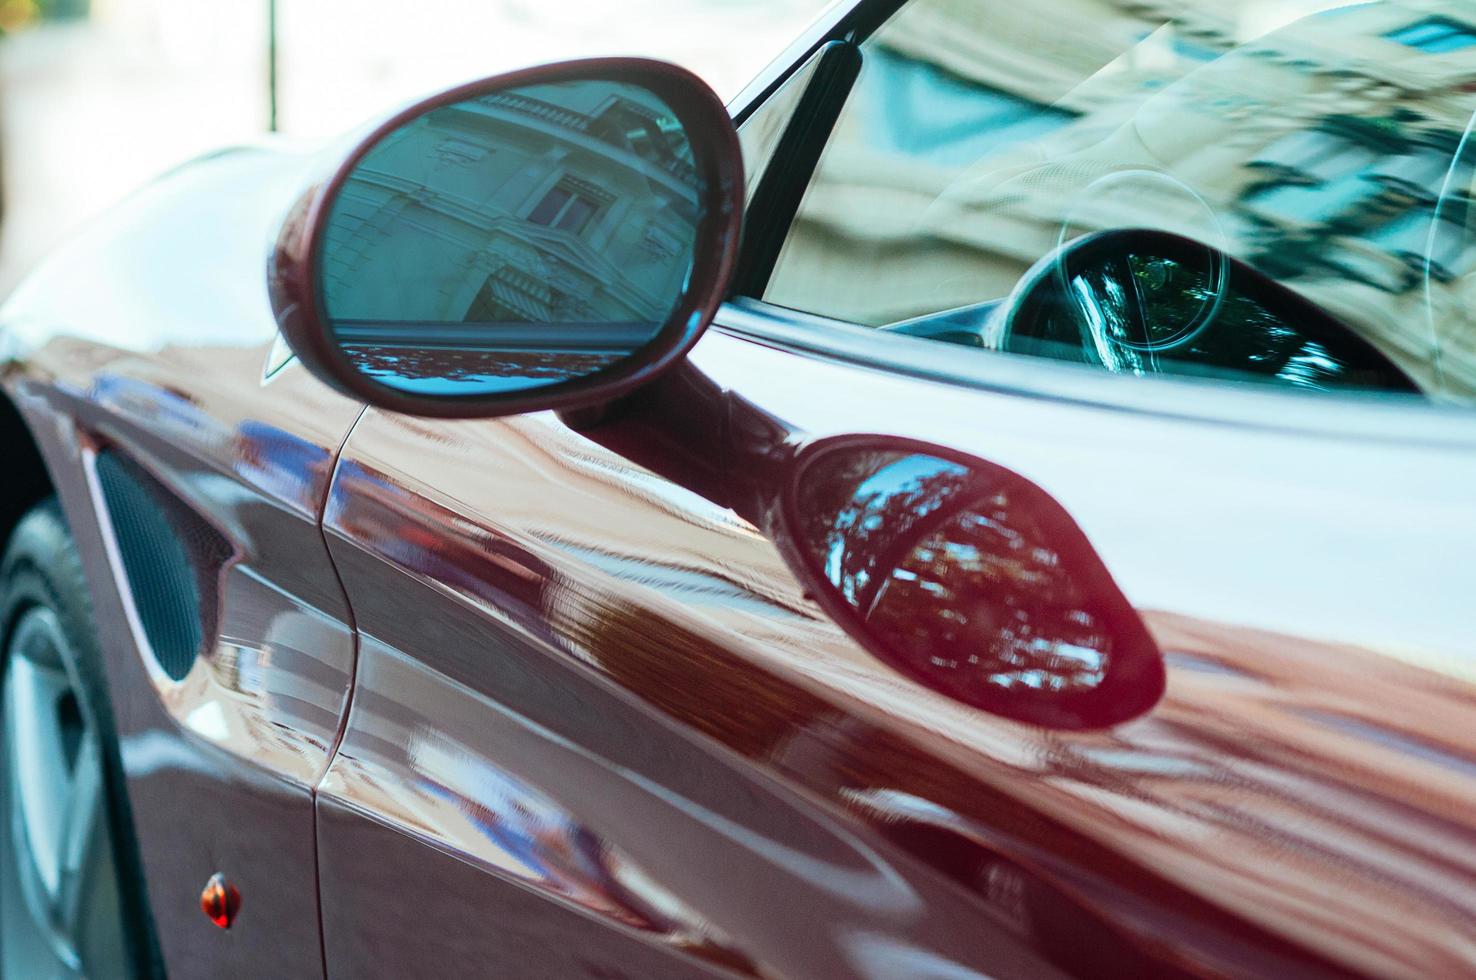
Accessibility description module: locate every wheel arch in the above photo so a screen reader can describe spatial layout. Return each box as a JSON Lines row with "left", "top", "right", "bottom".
{"left": 0, "top": 388, "right": 57, "bottom": 554}
{"left": 0, "top": 383, "right": 167, "bottom": 979}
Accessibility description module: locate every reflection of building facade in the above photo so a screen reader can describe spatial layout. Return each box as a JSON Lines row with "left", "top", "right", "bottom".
{"left": 320, "top": 81, "right": 701, "bottom": 390}
{"left": 764, "top": 0, "right": 1476, "bottom": 399}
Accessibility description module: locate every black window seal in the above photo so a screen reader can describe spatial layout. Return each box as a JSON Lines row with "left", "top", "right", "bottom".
{"left": 730, "top": 40, "right": 862, "bottom": 298}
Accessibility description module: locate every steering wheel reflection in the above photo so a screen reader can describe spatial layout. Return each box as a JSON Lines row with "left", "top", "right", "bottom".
{"left": 993, "top": 228, "right": 1421, "bottom": 393}
{"left": 1059, "top": 244, "right": 1227, "bottom": 356}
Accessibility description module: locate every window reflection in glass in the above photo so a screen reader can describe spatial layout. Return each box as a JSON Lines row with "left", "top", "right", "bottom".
{"left": 1386, "top": 16, "right": 1476, "bottom": 54}
{"left": 319, "top": 79, "right": 703, "bottom": 397}
{"left": 755, "top": 0, "right": 1476, "bottom": 402}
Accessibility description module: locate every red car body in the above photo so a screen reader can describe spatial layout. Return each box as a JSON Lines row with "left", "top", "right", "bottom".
{"left": 2, "top": 1, "right": 1475, "bottom": 976}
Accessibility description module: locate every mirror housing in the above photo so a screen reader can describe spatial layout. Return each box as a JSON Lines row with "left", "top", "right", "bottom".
{"left": 269, "top": 58, "right": 742, "bottom": 418}
{"left": 779, "top": 435, "right": 1165, "bottom": 730}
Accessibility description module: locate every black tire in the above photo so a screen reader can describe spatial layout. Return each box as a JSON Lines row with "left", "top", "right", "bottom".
{"left": 0, "top": 499, "right": 161, "bottom": 978}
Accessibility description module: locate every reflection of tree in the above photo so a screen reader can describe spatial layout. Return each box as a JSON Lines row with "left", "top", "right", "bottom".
{"left": 796, "top": 449, "right": 1161, "bottom": 728}
{"left": 799, "top": 453, "right": 976, "bottom": 607}
{"left": 871, "top": 503, "right": 1112, "bottom": 701}
{"left": 344, "top": 344, "right": 621, "bottom": 387}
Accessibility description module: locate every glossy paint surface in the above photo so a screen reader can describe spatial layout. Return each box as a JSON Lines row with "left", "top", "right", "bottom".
{"left": 0, "top": 19, "right": 1473, "bottom": 980}
{"left": 0, "top": 147, "right": 362, "bottom": 977}
{"left": 318, "top": 412, "right": 1061, "bottom": 977}
{"left": 319, "top": 311, "right": 1476, "bottom": 977}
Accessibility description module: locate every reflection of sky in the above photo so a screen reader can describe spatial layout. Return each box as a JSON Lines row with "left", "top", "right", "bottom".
{"left": 364, "top": 370, "right": 567, "bottom": 396}
{"left": 346, "top": 344, "right": 627, "bottom": 395}
{"left": 826, "top": 454, "right": 968, "bottom": 597}
{"left": 852, "top": 454, "right": 967, "bottom": 505}
{"left": 409, "top": 730, "right": 600, "bottom": 892}
{"left": 237, "top": 419, "right": 327, "bottom": 470}
{"left": 420, "top": 765, "right": 565, "bottom": 878}
{"left": 91, "top": 374, "right": 215, "bottom": 438}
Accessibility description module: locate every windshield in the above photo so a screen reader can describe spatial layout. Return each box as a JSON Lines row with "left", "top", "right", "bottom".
{"left": 758, "top": 0, "right": 1476, "bottom": 402}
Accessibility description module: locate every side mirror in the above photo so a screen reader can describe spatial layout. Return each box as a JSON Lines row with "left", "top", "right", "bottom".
{"left": 270, "top": 58, "right": 742, "bottom": 418}
{"left": 779, "top": 436, "right": 1164, "bottom": 730}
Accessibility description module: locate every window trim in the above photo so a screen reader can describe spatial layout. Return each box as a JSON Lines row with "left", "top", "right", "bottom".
{"left": 711, "top": 297, "right": 1476, "bottom": 449}
{"left": 730, "top": 40, "right": 860, "bottom": 297}
{"left": 727, "top": 0, "right": 907, "bottom": 126}
{"left": 725, "top": 0, "right": 909, "bottom": 299}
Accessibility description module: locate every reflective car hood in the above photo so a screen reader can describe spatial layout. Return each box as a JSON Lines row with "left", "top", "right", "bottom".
{"left": 0, "top": 140, "right": 321, "bottom": 366}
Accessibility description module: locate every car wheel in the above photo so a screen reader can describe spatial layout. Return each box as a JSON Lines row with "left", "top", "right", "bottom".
{"left": 1, "top": 499, "right": 147, "bottom": 978}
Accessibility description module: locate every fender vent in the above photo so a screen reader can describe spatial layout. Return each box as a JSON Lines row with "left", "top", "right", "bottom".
{"left": 95, "top": 451, "right": 232, "bottom": 681}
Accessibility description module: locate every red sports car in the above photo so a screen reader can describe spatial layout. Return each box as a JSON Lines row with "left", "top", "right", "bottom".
{"left": 2, "top": 0, "right": 1475, "bottom": 976}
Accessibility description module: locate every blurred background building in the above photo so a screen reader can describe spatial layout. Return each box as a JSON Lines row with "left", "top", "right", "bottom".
{"left": 0, "top": 0, "right": 828, "bottom": 294}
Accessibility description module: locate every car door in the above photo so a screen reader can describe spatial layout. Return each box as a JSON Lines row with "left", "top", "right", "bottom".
{"left": 315, "top": 2, "right": 1476, "bottom": 977}
{"left": 1, "top": 147, "right": 363, "bottom": 977}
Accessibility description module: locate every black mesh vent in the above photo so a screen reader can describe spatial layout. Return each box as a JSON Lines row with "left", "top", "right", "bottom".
{"left": 95, "top": 451, "right": 231, "bottom": 681}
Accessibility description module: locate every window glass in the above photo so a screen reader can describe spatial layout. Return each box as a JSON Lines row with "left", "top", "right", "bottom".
{"left": 556, "top": 195, "right": 597, "bottom": 233}
{"left": 1386, "top": 17, "right": 1476, "bottom": 53}
{"left": 760, "top": 0, "right": 1476, "bottom": 402}
{"left": 528, "top": 186, "right": 571, "bottom": 225}
{"left": 527, "top": 182, "right": 605, "bottom": 235}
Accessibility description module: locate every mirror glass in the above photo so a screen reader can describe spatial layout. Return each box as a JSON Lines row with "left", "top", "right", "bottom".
{"left": 317, "top": 78, "right": 705, "bottom": 397}
{"left": 792, "top": 445, "right": 1163, "bottom": 729}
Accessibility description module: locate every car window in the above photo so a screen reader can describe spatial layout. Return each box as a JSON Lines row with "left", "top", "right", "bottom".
{"left": 750, "top": 0, "right": 1476, "bottom": 403}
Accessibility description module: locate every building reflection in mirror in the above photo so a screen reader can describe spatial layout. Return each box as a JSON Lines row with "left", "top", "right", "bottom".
{"left": 319, "top": 79, "right": 704, "bottom": 396}
{"left": 792, "top": 446, "right": 1163, "bottom": 729}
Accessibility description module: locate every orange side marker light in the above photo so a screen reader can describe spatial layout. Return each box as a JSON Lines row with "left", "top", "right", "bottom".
{"left": 200, "top": 872, "right": 241, "bottom": 929}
